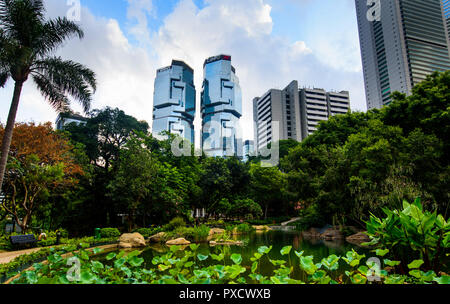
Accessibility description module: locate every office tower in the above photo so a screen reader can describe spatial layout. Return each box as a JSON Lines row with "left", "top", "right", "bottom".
{"left": 55, "top": 112, "right": 87, "bottom": 130}
{"left": 152, "top": 60, "right": 196, "bottom": 144}
{"left": 444, "top": 0, "right": 450, "bottom": 40}
{"left": 243, "top": 140, "right": 255, "bottom": 162}
{"left": 253, "top": 81, "right": 301, "bottom": 153}
{"left": 253, "top": 82, "right": 350, "bottom": 151}
{"left": 355, "top": 0, "right": 450, "bottom": 109}
{"left": 201, "top": 55, "right": 242, "bottom": 157}
{"left": 299, "top": 88, "right": 350, "bottom": 139}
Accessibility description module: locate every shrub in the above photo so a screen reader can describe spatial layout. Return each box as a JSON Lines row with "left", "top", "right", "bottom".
{"left": 235, "top": 223, "right": 255, "bottom": 233}
{"left": 365, "top": 197, "right": 449, "bottom": 273}
{"left": 164, "top": 217, "right": 186, "bottom": 231}
{"left": 132, "top": 227, "right": 163, "bottom": 238}
{"left": 100, "top": 228, "right": 120, "bottom": 238}
{"left": 229, "top": 199, "right": 263, "bottom": 220}
{"left": 192, "top": 225, "right": 210, "bottom": 243}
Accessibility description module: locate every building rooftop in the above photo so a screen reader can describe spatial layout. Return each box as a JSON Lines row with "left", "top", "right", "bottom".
{"left": 203, "top": 54, "right": 232, "bottom": 67}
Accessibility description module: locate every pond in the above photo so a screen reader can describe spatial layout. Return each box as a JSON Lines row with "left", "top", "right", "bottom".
{"left": 96, "top": 230, "right": 371, "bottom": 281}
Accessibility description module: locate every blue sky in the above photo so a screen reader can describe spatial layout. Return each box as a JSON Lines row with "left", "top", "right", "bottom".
{"left": 0, "top": 0, "right": 366, "bottom": 142}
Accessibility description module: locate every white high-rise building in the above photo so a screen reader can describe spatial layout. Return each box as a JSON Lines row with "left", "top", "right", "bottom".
{"left": 253, "top": 82, "right": 350, "bottom": 152}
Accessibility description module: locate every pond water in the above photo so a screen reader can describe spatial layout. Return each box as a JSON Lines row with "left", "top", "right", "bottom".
{"left": 97, "top": 230, "right": 370, "bottom": 281}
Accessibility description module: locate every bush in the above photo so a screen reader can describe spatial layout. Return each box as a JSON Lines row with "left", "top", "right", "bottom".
{"left": 365, "top": 197, "right": 449, "bottom": 273}
{"left": 164, "top": 217, "right": 186, "bottom": 231}
{"left": 229, "top": 199, "right": 263, "bottom": 220}
{"left": 132, "top": 227, "right": 163, "bottom": 238}
{"left": 100, "top": 228, "right": 120, "bottom": 238}
{"left": 192, "top": 225, "right": 210, "bottom": 243}
{"left": 235, "top": 223, "right": 255, "bottom": 233}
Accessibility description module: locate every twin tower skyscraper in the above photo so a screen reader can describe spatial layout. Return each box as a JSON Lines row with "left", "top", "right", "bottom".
{"left": 152, "top": 55, "right": 242, "bottom": 157}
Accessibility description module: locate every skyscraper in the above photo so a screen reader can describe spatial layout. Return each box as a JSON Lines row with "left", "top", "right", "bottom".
{"left": 253, "top": 81, "right": 301, "bottom": 153}
{"left": 201, "top": 55, "right": 242, "bottom": 157}
{"left": 444, "top": 0, "right": 450, "bottom": 40}
{"left": 253, "top": 81, "right": 350, "bottom": 152}
{"left": 152, "top": 60, "right": 196, "bottom": 144}
{"left": 355, "top": 0, "right": 450, "bottom": 109}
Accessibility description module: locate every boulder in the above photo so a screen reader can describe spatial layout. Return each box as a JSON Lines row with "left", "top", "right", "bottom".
{"left": 301, "top": 228, "right": 321, "bottom": 238}
{"left": 209, "top": 228, "right": 225, "bottom": 236}
{"left": 166, "top": 238, "right": 191, "bottom": 245}
{"left": 320, "top": 228, "right": 344, "bottom": 241}
{"left": 207, "top": 228, "right": 226, "bottom": 241}
{"left": 118, "top": 233, "right": 146, "bottom": 248}
{"left": 346, "top": 231, "right": 370, "bottom": 245}
{"left": 252, "top": 225, "right": 271, "bottom": 231}
{"left": 148, "top": 232, "right": 167, "bottom": 243}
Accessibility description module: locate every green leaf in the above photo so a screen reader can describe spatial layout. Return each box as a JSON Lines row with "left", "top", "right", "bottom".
{"left": 230, "top": 253, "right": 243, "bottom": 265}
{"left": 197, "top": 253, "right": 209, "bottom": 261}
{"left": 211, "top": 253, "right": 224, "bottom": 261}
{"left": 91, "top": 261, "right": 104, "bottom": 270}
{"left": 184, "top": 261, "right": 194, "bottom": 268}
{"left": 177, "top": 273, "right": 190, "bottom": 284}
{"left": 251, "top": 261, "right": 258, "bottom": 273}
{"left": 407, "top": 260, "right": 424, "bottom": 269}
{"left": 294, "top": 250, "right": 304, "bottom": 258}
{"left": 433, "top": 275, "right": 450, "bottom": 284}
{"left": 299, "top": 256, "right": 317, "bottom": 275}
{"left": 189, "top": 244, "right": 199, "bottom": 251}
{"left": 409, "top": 270, "right": 421, "bottom": 279}
{"left": 106, "top": 252, "right": 116, "bottom": 260}
{"left": 170, "top": 245, "right": 181, "bottom": 253}
{"left": 257, "top": 245, "right": 272, "bottom": 255}
{"left": 114, "top": 258, "right": 126, "bottom": 268}
{"left": 128, "top": 256, "right": 144, "bottom": 267}
{"left": 80, "top": 271, "right": 96, "bottom": 284}
{"left": 92, "top": 248, "right": 104, "bottom": 255}
{"left": 384, "top": 259, "right": 401, "bottom": 267}
{"left": 375, "top": 249, "right": 389, "bottom": 257}
{"left": 158, "top": 264, "right": 171, "bottom": 271}
{"left": 280, "top": 245, "right": 292, "bottom": 256}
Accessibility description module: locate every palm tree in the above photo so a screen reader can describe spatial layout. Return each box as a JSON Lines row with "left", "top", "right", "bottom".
{"left": 0, "top": 0, "right": 96, "bottom": 190}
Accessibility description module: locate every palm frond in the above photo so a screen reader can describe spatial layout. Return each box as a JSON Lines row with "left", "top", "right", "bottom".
{"left": 0, "top": 28, "right": 9, "bottom": 87}
{"left": 38, "top": 17, "right": 84, "bottom": 56}
{"left": 0, "top": 0, "right": 45, "bottom": 47}
{"left": 0, "top": 71, "right": 8, "bottom": 87}
{"left": 32, "top": 57, "right": 96, "bottom": 113}
{"left": 32, "top": 73, "right": 70, "bottom": 112}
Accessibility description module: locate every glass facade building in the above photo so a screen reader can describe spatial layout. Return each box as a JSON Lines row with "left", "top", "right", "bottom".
{"left": 444, "top": 0, "right": 450, "bottom": 41}
{"left": 152, "top": 60, "right": 196, "bottom": 144}
{"left": 355, "top": 0, "right": 450, "bottom": 109}
{"left": 201, "top": 55, "right": 242, "bottom": 157}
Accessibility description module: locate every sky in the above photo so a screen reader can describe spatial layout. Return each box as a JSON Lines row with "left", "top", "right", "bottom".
{"left": 0, "top": 0, "right": 366, "bottom": 143}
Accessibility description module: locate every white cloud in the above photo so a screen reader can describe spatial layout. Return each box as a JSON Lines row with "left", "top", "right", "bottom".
{"left": 0, "top": 0, "right": 157, "bottom": 129}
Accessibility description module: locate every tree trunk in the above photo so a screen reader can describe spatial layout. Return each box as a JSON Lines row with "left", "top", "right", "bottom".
{"left": 0, "top": 81, "right": 24, "bottom": 192}
{"left": 264, "top": 204, "right": 268, "bottom": 220}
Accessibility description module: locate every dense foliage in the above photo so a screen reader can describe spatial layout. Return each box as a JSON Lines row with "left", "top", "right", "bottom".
{"left": 281, "top": 71, "right": 449, "bottom": 228}
{"left": 9, "top": 245, "right": 449, "bottom": 284}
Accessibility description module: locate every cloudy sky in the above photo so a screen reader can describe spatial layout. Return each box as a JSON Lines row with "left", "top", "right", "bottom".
{"left": 0, "top": 0, "right": 366, "bottom": 143}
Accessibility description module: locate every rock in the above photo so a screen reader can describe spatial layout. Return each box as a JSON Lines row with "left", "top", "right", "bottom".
{"left": 166, "top": 238, "right": 191, "bottom": 245}
{"left": 209, "top": 228, "right": 225, "bottom": 236}
{"left": 252, "top": 225, "right": 271, "bottom": 231}
{"left": 320, "top": 228, "right": 344, "bottom": 241}
{"left": 346, "top": 231, "right": 370, "bottom": 244}
{"left": 301, "top": 228, "right": 321, "bottom": 238}
{"left": 149, "top": 232, "right": 167, "bottom": 243}
{"left": 118, "top": 233, "right": 146, "bottom": 248}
